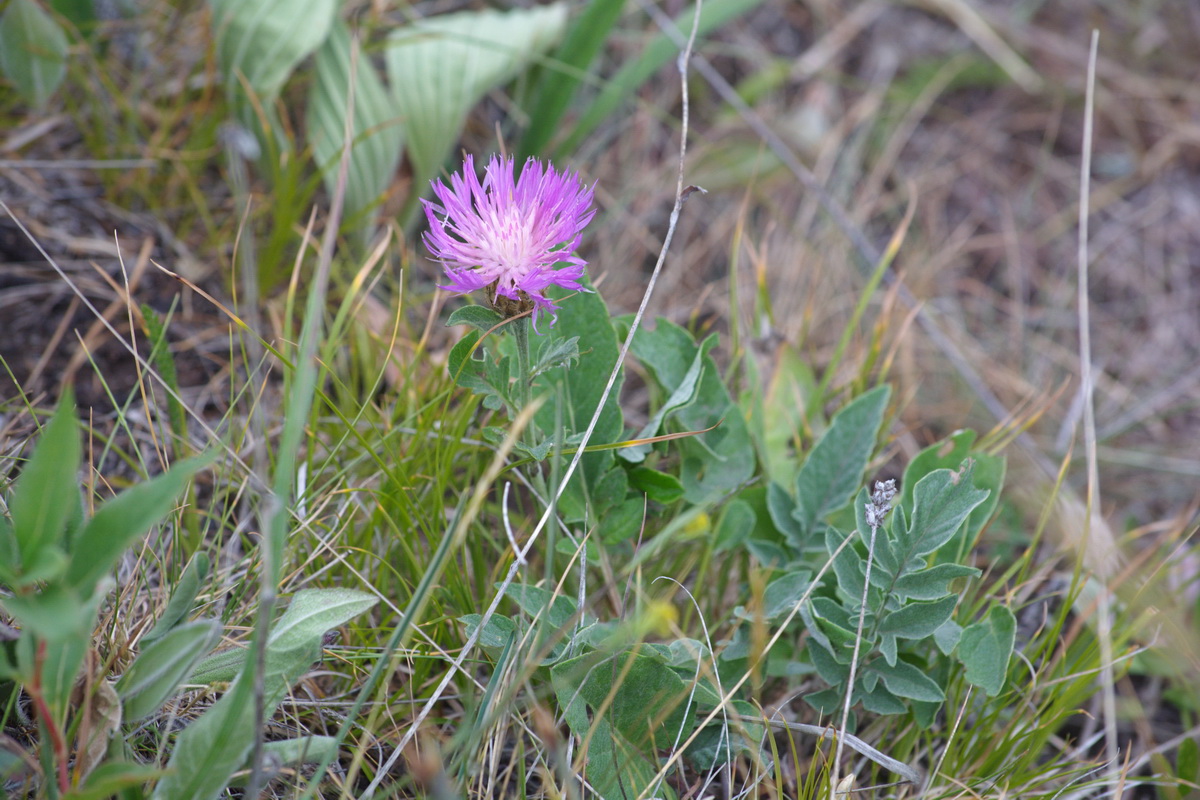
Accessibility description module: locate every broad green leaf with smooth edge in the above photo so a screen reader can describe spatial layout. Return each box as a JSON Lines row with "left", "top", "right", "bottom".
{"left": 860, "top": 681, "right": 907, "bottom": 715}
{"left": 958, "top": 605, "right": 1016, "bottom": 696}
{"left": 552, "top": 661, "right": 675, "bottom": 800}
{"left": 903, "top": 465, "right": 990, "bottom": 557}
{"left": 792, "top": 386, "right": 889, "bottom": 536}
{"left": 208, "top": 0, "right": 339, "bottom": 121}
{"left": 62, "top": 761, "right": 164, "bottom": 800}
{"left": 503, "top": 583, "right": 579, "bottom": 629}
{"left": 118, "top": 620, "right": 221, "bottom": 722}
{"left": 766, "top": 480, "right": 805, "bottom": 550}
{"left": 154, "top": 589, "right": 375, "bottom": 800}
{"left": 933, "top": 618, "right": 963, "bottom": 655}
{"left": 628, "top": 467, "right": 685, "bottom": 505}
{"left": 66, "top": 454, "right": 213, "bottom": 597}
{"left": 533, "top": 277, "right": 624, "bottom": 517}
{"left": 446, "top": 305, "right": 506, "bottom": 332}
{"left": 713, "top": 499, "right": 755, "bottom": 552}
{"left": 10, "top": 392, "right": 79, "bottom": 574}
{"left": 867, "top": 657, "right": 945, "bottom": 702}
{"left": 0, "top": 0, "right": 69, "bottom": 108}
{"left": 0, "top": 516, "right": 17, "bottom": 583}
{"left": 877, "top": 595, "right": 959, "bottom": 640}
{"left": 460, "top": 613, "right": 518, "bottom": 649}
{"left": 892, "top": 563, "right": 980, "bottom": 601}
{"left": 618, "top": 336, "right": 709, "bottom": 463}
{"left": 733, "top": 570, "right": 811, "bottom": 622}
{"left": 307, "top": 19, "right": 405, "bottom": 245}
{"left": 16, "top": 629, "right": 88, "bottom": 718}
{"left": 553, "top": 650, "right": 693, "bottom": 750}
{"left": 624, "top": 318, "right": 755, "bottom": 502}
{"left": 141, "top": 553, "right": 211, "bottom": 644}
{"left": 387, "top": 4, "right": 567, "bottom": 221}
{"left": 2, "top": 583, "right": 94, "bottom": 640}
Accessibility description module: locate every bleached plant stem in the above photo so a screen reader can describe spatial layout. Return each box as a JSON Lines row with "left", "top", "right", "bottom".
{"left": 1076, "top": 30, "right": 1120, "bottom": 790}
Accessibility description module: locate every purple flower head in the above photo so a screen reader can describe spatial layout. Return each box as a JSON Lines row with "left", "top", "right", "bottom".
{"left": 422, "top": 154, "right": 596, "bottom": 330}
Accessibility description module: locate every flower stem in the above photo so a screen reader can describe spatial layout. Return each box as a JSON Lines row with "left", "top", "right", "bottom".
{"left": 512, "top": 315, "right": 532, "bottom": 412}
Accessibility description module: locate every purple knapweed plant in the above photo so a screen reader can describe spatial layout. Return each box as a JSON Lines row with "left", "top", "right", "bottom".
{"left": 422, "top": 154, "right": 596, "bottom": 330}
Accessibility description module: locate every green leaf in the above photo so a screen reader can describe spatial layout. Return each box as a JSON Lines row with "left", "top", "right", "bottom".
{"left": 1177, "top": 737, "right": 1199, "bottom": 785}
{"left": 713, "top": 499, "right": 755, "bottom": 552}
{"left": 628, "top": 467, "right": 685, "bottom": 505}
{"left": 892, "top": 563, "right": 980, "bottom": 601}
{"left": 66, "top": 454, "right": 213, "bottom": 597}
{"left": 958, "top": 605, "right": 1016, "bottom": 696}
{"left": 737, "top": 570, "right": 811, "bottom": 622}
{"left": 446, "top": 305, "right": 505, "bottom": 333}
{"left": 552, "top": 650, "right": 693, "bottom": 751}
{"left": 10, "top": 392, "right": 79, "bottom": 575}
{"left": 307, "top": 19, "right": 405, "bottom": 245}
{"left": 62, "top": 761, "right": 164, "bottom": 800}
{"left": 902, "top": 465, "right": 990, "bottom": 557}
{"left": 208, "top": 0, "right": 339, "bottom": 125}
{"left": 867, "top": 657, "right": 945, "bottom": 702}
{"left": 387, "top": 4, "right": 567, "bottom": 222}
{"left": 766, "top": 480, "right": 804, "bottom": 550}
{"left": 154, "top": 589, "right": 375, "bottom": 800}
{"left": 504, "top": 583, "right": 579, "bottom": 630}
{"left": 624, "top": 319, "right": 755, "bottom": 503}
{"left": 533, "top": 335, "right": 580, "bottom": 377}
{"left": 552, "top": 660, "right": 675, "bottom": 800}
{"left": 233, "top": 736, "right": 338, "bottom": 780}
{"left": 534, "top": 278, "right": 624, "bottom": 516}
{"left": 459, "top": 613, "right": 518, "bottom": 649}
{"left": 141, "top": 553, "right": 211, "bottom": 644}
{"left": 792, "top": 386, "right": 890, "bottom": 536}
{"left": 118, "top": 620, "right": 221, "bottom": 722}
{"left": 0, "top": 0, "right": 69, "bottom": 108}
{"left": 2, "top": 583, "right": 94, "bottom": 641}
{"left": 859, "top": 681, "right": 907, "bottom": 715}
{"left": 0, "top": 516, "right": 17, "bottom": 584}
{"left": 933, "top": 618, "right": 963, "bottom": 656}
{"left": 876, "top": 595, "right": 959, "bottom": 640}
{"left": 618, "top": 336, "right": 708, "bottom": 464}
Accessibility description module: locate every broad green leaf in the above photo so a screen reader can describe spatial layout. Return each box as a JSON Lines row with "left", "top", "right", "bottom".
{"left": 0, "top": 0, "right": 69, "bottom": 108}
{"left": 62, "top": 761, "right": 163, "bottom": 800}
{"left": 683, "top": 698, "right": 765, "bottom": 770}
{"left": 892, "top": 563, "right": 980, "bottom": 601}
{"left": 902, "top": 465, "right": 990, "bottom": 557}
{"left": 118, "top": 620, "right": 221, "bottom": 722}
{"left": 628, "top": 467, "right": 685, "bottom": 505}
{"left": 208, "top": 0, "right": 339, "bottom": 124}
{"left": 552, "top": 661, "right": 674, "bottom": 800}
{"left": 624, "top": 319, "right": 755, "bottom": 503}
{"left": 553, "top": 650, "right": 693, "bottom": 751}
{"left": 713, "top": 498, "right": 755, "bottom": 552}
{"left": 0, "top": 517, "right": 17, "bottom": 583}
{"left": 958, "top": 605, "right": 1016, "bottom": 696}
{"left": 10, "top": 392, "right": 79, "bottom": 573}
{"left": 792, "top": 386, "right": 890, "bottom": 536}
{"left": 733, "top": 570, "right": 811, "bottom": 622}
{"left": 141, "top": 553, "right": 211, "bottom": 644}
{"left": 446, "top": 305, "right": 506, "bottom": 332}
{"left": 66, "top": 454, "right": 213, "bottom": 597}
{"left": 806, "top": 638, "right": 850, "bottom": 686}
{"left": 899, "top": 431, "right": 1005, "bottom": 560}
{"left": 859, "top": 681, "right": 907, "bottom": 715}
{"left": 460, "top": 613, "right": 518, "bottom": 649}
{"left": 387, "top": 4, "right": 567, "bottom": 221}
{"left": 1177, "top": 737, "right": 1199, "bottom": 785}
{"left": 307, "top": 19, "right": 405, "bottom": 246}
{"left": 760, "top": 343, "right": 817, "bottom": 486}
{"left": 155, "top": 589, "right": 375, "bottom": 800}
{"left": 533, "top": 335, "right": 580, "bottom": 377}
{"left": 268, "top": 588, "right": 377, "bottom": 653}
{"left": 2, "top": 583, "right": 94, "bottom": 641}
{"left": 618, "top": 337, "right": 709, "bottom": 463}
{"left": 15, "top": 629, "right": 88, "bottom": 718}
{"left": 534, "top": 278, "right": 624, "bottom": 517}
{"left": 504, "top": 583, "right": 579, "bottom": 630}
{"left": 867, "top": 657, "right": 945, "bottom": 702}
{"left": 933, "top": 618, "right": 963, "bottom": 655}
{"left": 876, "top": 595, "right": 959, "bottom": 640}
{"left": 766, "top": 480, "right": 804, "bottom": 550}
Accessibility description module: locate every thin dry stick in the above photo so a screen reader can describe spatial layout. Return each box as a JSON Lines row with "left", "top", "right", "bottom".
{"left": 1076, "top": 30, "right": 1121, "bottom": 786}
